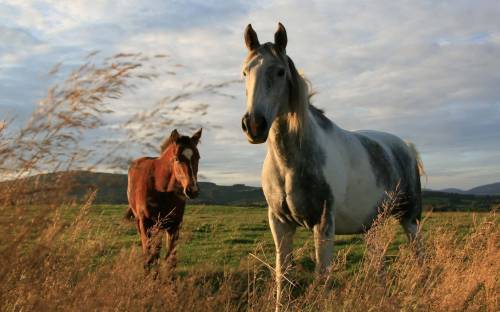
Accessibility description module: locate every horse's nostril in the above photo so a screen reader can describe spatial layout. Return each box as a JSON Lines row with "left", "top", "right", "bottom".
{"left": 241, "top": 117, "right": 248, "bottom": 132}
{"left": 255, "top": 114, "right": 267, "bottom": 133}
{"left": 242, "top": 113, "right": 268, "bottom": 141}
{"left": 186, "top": 187, "right": 199, "bottom": 198}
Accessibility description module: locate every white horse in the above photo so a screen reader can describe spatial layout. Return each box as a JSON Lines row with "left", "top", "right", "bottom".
{"left": 240, "top": 23, "right": 424, "bottom": 309}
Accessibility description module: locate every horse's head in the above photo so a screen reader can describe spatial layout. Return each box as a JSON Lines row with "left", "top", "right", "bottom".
{"left": 241, "top": 23, "right": 302, "bottom": 144}
{"left": 163, "top": 129, "right": 202, "bottom": 199}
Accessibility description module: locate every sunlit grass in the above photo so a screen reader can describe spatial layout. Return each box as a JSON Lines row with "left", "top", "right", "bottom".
{"left": 1, "top": 197, "right": 498, "bottom": 312}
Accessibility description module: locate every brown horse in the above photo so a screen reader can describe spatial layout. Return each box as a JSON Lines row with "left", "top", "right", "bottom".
{"left": 127, "top": 128, "right": 202, "bottom": 269}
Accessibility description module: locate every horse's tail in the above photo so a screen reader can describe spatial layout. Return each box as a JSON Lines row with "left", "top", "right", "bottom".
{"left": 124, "top": 207, "right": 135, "bottom": 221}
{"left": 406, "top": 141, "right": 426, "bottom": 178}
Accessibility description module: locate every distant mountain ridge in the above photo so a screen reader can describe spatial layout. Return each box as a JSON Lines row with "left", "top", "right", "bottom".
{"left": 0, "top": 171, "right": 265, "bottom": 206}
{"left": 1, "top": 171, "right": 499, "bottom": 208}
{"left": 441, "top": 182, "right": 500, "bottom": 196}
{"left": 440, "top": 188, "right": 466, "bottom": 194}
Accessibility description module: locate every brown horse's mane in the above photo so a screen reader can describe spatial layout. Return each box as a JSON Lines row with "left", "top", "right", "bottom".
{"left": 160, "top": 135, "right": 193, "bottom": 153}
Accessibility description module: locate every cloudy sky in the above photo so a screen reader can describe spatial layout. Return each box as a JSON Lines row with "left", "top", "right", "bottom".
{"left": 1, "top": 0, "right": 500, "bottom": 190}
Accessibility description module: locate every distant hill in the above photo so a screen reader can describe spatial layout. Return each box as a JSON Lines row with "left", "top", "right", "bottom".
{"left": 1, "top": 171, "right": 498, "bottom": 211}
{"left": 188, "top": 182, "right": 264, "bottom": 206}
{"left": 440, "top": 188, "right": 467, "bottom": 195}
{"left": 467, "top": 182, "right": 500, "bottom": 196}
{"left": 0, "top": 171, "right": 265, "bottom": 206}
{"left": 440, "top": 182, "right": 500, "bottom": 196}
{"left": 0, "top": 171, "right": 129, "bottom": 205}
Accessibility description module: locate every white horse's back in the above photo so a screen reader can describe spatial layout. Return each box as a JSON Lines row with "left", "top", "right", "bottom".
{"left": 314, "top": 118, "right": 421, "bottom": 234}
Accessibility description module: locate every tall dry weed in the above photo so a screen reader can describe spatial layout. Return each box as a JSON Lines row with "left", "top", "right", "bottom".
{"left": 0, "top": 186, "right": 498, "bottom": 311}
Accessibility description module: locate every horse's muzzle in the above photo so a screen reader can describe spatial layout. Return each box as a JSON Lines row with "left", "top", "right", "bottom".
{"left": 184, "top": 185, "right": 199, "bottom": 199}
{"left": 241, "top": 112, "right": 268, "bottom": 144}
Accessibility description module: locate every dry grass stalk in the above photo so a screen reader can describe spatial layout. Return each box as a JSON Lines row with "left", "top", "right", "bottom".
{"left": 0, "top": 52, "right": 237, "bottom": 207}
{"left": 0, "top": 188, "right": 498, "bottom": 311}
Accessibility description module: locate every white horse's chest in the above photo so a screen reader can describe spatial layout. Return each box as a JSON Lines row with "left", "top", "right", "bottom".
{"left": 262, "top": 151, "right": 332, "bottom": 229}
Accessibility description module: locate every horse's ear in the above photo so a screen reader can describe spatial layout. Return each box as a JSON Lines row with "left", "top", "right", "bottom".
{"left": 170, "top": 129, "right": 180, "bottom": 141}
{"left": 191, "top": 128, "right": 202, "bottom": 145}
{"left": 274, "top": 22, "right": 287, "bottom": 52}
{"left": 244, "top": 24, "right": 260, "bottom": 51}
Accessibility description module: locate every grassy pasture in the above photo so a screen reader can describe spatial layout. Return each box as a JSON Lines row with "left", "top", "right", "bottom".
{"left": 1, "top": 203, "right": 483, "bottom": 272}
{"left": 74, "top": 204, "right": 484, "bottom": 272}
{"left": 1, "top": 201, "right": 497, "bottom": 311}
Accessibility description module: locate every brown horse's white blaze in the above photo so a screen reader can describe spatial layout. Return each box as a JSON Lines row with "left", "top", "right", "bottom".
{"left": 240, "top": 23, "right": 424, "bottom": 311}
{"left": 175, "top": 147, "right": 199, "bottom": 199}
{"left": 127, "top": 128, "right": 202, "bottom": 270}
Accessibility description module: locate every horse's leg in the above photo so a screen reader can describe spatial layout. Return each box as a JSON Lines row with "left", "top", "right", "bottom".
{"left": 164, "top": 202, "right": 184, "bottom": 267}
{"left": 137, "top": 218, "right": 149, "bottom": 257}
{"left": 269, "top": 209, "right": 295, "bottom": 312}
{"left": 401, "top": 217, "right": 423, "bottom": 257}
{"left": 164, "top": 228, "right": 179, "bottom": 268}
{"left": 403, "top": 164, "right": 424, "bottom": 257}
{"left": 313, "top": 202, "right": 335, "bottom": 275}
{"left": 313, "top": 226, "right": 335, "bottom": 275}
{"left": 147, "top": 224, "right": 163, "bottom": 269}
{"left": 139, "top": 220, "right": 155, "bottom": 273}
{"left": 401, "top": 175, "right": 424, "bottom": 257}
{"left": 401, "top": 217, "right": 418, "bottom": 241}
{"left": 139, "top": 218, "right": 160, "bottom": 271}
{"left": 164, "top": 228, "right": 178, "bottom": 259}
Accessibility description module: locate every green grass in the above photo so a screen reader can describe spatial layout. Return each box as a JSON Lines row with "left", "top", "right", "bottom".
{"left": 7, "top": 203, "right": 482, "bottom": 274}
{"left": 423, "top": 193, "right": 500, "bottom": 211}
{"left": 0, "top": 202, "right": 488, "bottom": 274}
{"left": 0, "top": 203, "right": 496, "bottom": 311}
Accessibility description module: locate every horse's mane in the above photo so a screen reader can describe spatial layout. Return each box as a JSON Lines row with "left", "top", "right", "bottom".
{"left": 160, "top": 135, "right": 192, "bottom": 153}
{"left": 286, "top": 55, "right": 316, "bottom": 137}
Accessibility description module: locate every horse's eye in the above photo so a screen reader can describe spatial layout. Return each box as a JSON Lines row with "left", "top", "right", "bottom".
{"left": 277, "top": 68, "right": 285, "bottom": 77}
{"left": 242, "top": 71, "right": 247, "bottom": 77}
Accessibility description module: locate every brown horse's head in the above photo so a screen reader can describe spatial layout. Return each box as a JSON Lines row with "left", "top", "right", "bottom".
{"left": 161, "top": 128, "right": 202, "bottom": 199}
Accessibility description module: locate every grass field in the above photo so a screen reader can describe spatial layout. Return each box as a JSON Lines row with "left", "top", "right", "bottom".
{"left": 65, "top": 204, "right": 486, "bottom": 272}
{"left": 1, "top": 200, "right": 498, "bottom": 311}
